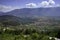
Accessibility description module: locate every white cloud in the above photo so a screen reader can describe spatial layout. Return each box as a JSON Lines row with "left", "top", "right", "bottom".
{"left": 40, "top": 1, "right": 49, "bottom": 7}
{"left": 0, "top": 5, "right": 20, "bottom": 12}
{"left": 39, "top": 0, "right": 60, "bottom": 7}
{"left": 49, "top": 0, "right": 55, "bottom": 5}
{"left": 26, "top": 3, "right": 37, "bottom": 8}
{"left": 26, "top": 0, "right": 60, "bottom": 8}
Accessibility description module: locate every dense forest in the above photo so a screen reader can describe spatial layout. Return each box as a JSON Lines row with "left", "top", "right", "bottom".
{"left": 0, "top": 15, "right": 60, "bottom": 40}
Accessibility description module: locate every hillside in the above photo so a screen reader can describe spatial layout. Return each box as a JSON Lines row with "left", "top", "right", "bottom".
{"left": 0, "top": 15, "right": 36, "bottom": 26}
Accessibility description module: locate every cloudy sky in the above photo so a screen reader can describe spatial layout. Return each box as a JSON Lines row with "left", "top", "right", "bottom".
{"left": 0, "top": 0, "right": 60, "bottom": 12}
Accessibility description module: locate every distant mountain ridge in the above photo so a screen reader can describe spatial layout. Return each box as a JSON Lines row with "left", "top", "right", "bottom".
{"left": 0, "top": 7, "right": 60, "bottom": 17}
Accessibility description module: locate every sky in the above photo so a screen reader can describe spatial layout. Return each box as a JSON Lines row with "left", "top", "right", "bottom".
{"left": 0, "top": 0, "right": 60, "bottom": 12}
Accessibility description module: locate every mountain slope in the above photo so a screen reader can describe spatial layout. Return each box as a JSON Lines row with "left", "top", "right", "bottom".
{"left": 5, "top": 7, "right": 60, "bottom": 17}
{"left": 0, "top": 15, "right": 36, "bottom": 26}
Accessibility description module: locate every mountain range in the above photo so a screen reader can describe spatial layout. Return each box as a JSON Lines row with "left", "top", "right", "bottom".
{"left": 0, "top": 7, "right": 60, "bottom": 26}
{"left": 0, "top": 7, "right": 60, "bottom": 17}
